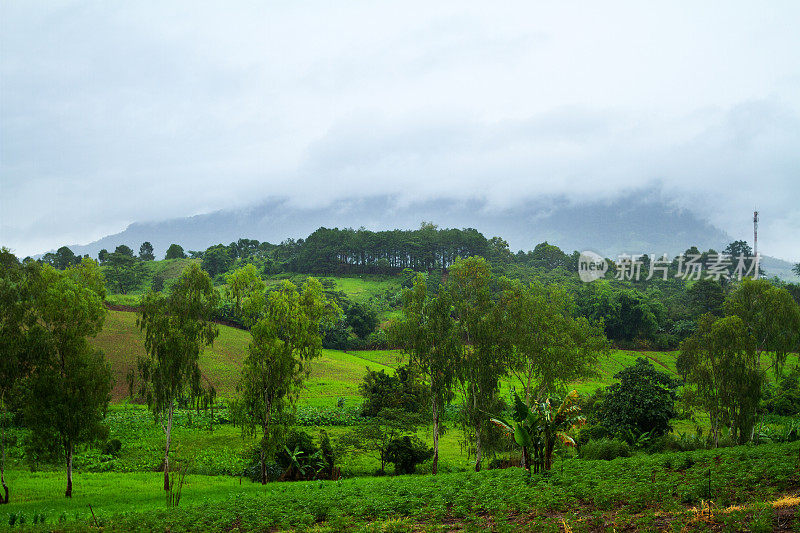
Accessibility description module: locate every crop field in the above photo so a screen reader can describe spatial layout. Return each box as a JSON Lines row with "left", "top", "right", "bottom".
{"left": 4, "top": 442, "right": 800, "bottom": 531}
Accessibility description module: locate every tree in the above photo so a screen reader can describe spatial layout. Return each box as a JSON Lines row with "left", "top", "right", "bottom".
{"left": 386, "top": 435, "right": 432, "bottom": 475}
{"left": 114, "top": 244, "right": 135, "bottom": 257}
{"left": 53, "top": 246, "right": 79, "bottom": 270}
{"left": 131, "top": 264, "right": 219, "bottom": 491}
{"left": 358, "top": 366, "right": 427, "bottom": 418}
{"left": 104, "top": 251, "right": 146, "bottom": 294}
{"left": 346, "top": 302, "right": 378, "bottom": 339}
{"left": 0, "top": 249, "right": 35, "bottom": 503}
{"left": 688, "top": 279, "right": 725, "bottom": 316}
{"left": 232, "top": 278, "right": 339, "bottom": 484}
{"left": 448, "top": 256, "right": 504, "bottom": 472}
{"left": 394, "top": 273, "right": 459, "bottom": 474}
{"left": 165, "top": 244, "right": 187, "bottom": 260}
{"left": 492, "top": 391, "right": 584, "bottom": 473}
{"left": 723, "top": 278, "right": 800, "bottom": 379}
{"left": 601, "top": 358, "right": 679, "bottom": 440}
{"left": 345, "top": 408, "right": 424, "bottom": 474}
{"left": 201, "top": 245, "right": 232, "bottom": 278}
{"left": 97, "top": 249, "right": 109, "bottom": 264}
{"left": 224, "top": 264, "right": 266, "bottom": 327}
{"left": 139, "top": 242, "right": 155, "bottom": 261}
{"left": 498, "top": 279, "right": 608, "bottom": 405}
{"left": 19, "top": 259, "right": 113, "bottom": 497}
{"left": 793, "top": 263, "right": 800, "bottom": 277}
{"left": 678, "top": 314, "right": 761, "bottom": 445}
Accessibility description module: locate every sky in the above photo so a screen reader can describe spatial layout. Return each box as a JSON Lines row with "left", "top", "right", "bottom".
{"left": 1, "top": 1, "right": 799, "bottom": 260}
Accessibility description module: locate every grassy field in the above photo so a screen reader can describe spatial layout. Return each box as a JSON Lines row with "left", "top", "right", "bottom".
{"left": 4, "top": 442, "right": 800, "bottom": 531}
{"left": 92, "top": 310, "right": 688, "bottom": 406}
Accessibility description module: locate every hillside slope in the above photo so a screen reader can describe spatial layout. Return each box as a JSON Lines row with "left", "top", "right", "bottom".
{"left": 93, "top": 310, "right": 687, "bottom": 406}
{"left": 92, "top": 310, "right": 398, "bottom": 404}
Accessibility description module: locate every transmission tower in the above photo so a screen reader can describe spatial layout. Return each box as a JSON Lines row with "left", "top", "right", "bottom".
{"left": 753, "top": 210, "right": 759, "bottom": 257}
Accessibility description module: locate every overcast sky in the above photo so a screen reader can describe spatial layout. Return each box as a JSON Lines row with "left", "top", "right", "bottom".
{"left": 2, "top": 1, "right": 799, "bottom": 260}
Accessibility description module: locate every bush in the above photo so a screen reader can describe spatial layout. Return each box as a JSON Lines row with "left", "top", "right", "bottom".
{"left": 386, "top": 436, "right": 433, "bottom": 475}
{"left": 241, "top": 446, "right": 283, "bottom": 483}
{"left": 579, "top": 439, "right": 631, "bottom": 461}
{"left": 601, "top": 358, "right": 679, "bottom": 442}
{"left": 102, "top": 438, "right": 122, "bottom": 457}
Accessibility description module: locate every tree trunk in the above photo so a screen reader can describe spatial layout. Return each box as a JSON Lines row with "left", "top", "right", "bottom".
{"left": 431, "top": 397, "right": 439, "bottom": 475}
{"left": 474, "top": 430, "right": 482, "bottom": 472}
{"left": 260, "top": 402, "right": 271, "bottom": 485}
{"left": 65, "top": 443, "right": 73, "bottom": 498}
{"left": 259, "top": 446, "right": 267, "bottom": 485}
{"left": 544, "top": 436, "right": 554, "bottom": 471}
{"left": 164, "top": 401, "right": 174, "bottom": 492}
{"left": 520, "top": 445, "right": 528, "bottom": 471}
{"left": 1, "top": 420, "right": 8, "bottom": 504}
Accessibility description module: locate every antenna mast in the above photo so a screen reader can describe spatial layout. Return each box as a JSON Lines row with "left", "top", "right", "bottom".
{"left": 753, "top": 210, "right": 759, "bottom": 257}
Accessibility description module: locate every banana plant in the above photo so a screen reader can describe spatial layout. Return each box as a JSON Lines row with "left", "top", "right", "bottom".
{"left": 492, "top": 390, "right": 585, "bottom": 472}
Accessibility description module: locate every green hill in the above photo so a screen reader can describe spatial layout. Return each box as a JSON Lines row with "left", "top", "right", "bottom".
{"left": 92, "top": 310, "right": 399, "bottom": 404}
{"left": 93, "top": 310, "right": 684, "bottom": 406}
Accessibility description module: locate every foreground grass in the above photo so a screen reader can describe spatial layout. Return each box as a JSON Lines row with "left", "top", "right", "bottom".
{"left": 5, "top": 442, "right": 800, "bottom": 531}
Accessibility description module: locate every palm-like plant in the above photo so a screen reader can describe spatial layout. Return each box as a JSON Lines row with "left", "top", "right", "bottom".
{"left": 492, "top": 390, "right": 585, "bottom": 472}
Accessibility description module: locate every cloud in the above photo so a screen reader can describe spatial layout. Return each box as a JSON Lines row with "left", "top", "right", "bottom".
{"left": 1, "top": 1, "right": 799, "bottom": 260}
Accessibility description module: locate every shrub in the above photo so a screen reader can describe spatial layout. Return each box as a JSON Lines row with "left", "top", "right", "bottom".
{"left": 386, "top": 436, "right": 432, "bottom": 475}
{"left": 601, "top": 358, "right": 679, "bottom": 442}
{"left": 102, "top": 438, "right": 122, "bottom": 457}
{"left": 579, "top": 438, "right": 631, "bottom": 461}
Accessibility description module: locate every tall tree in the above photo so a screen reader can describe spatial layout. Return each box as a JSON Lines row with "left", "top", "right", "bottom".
{"left": 678, "top": 314, "right": 761, "bottom": 445}
{"left": 132, "top": 263, "right": 219, "bottom": 491}
{"left": 202, "top": 245, "right": 232, "bottom": 278}
{"left": 104, "top": 251, "right": 146, "bottom": 294}
{"left": 394, "top": 273, "right": 459, "bottom": 474}
{"left": 114, "top": 245, "right": 135, "bottom": 257}
{"left": 20, "top": 259, "right": 113, "bottom": 497}
{"left": 723, "top": 278, "right": 800, "bottom": 378}
{"left": 165, "top": 244, "right": 187, "bottom": 260}
{"left": 232, "top": 278, "right": 339, "bottom": 484}
{"left": 139, "top": 242, "right": 155, "bottom": 261}
{"left": 0, "top": 249, "right": 33, "bottom": 503}
{"left": 497, "top": 279, "right": 608, "bottom": 406}
{"left": 224, "top": 264, "right": 266, "bottom": 327}
{"left": 53, "top": 246, "right": 79, "bottom": 270}
{"left": 448, "top": 256, "right": 504, "bottom": 471}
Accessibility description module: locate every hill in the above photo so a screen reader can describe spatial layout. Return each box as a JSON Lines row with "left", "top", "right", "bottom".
{"left": 93, "top": 310, "right": 684, "bottom": 405}
{"left": 49, "top": 192, "right": 739, "bottom": 264}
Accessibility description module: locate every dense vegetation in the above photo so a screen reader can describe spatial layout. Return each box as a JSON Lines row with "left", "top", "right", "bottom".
{"left": 3, "top": 226, "right": 800, "bottom": 530}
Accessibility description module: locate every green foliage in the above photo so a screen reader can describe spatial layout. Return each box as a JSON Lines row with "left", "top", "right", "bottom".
{"left": 498, "top": 278, "right": 609, "bottom": 402}
{"left": 103, "top": 252, "right": 147, "bottom": 294}
{"left": 139, "top": 242, "right": 155, "bottom": 261}
{"left": 579, "top": 438, "right": 631, "bottom": 460}
{"left": 346, "top": 301, "right": 378, "bottom": 339}
{"left": 492, "top": 391, "right": 585, "bottom": 472}
{"left": 132, "top": 263, "right": 220, "bottom": 490}
{"left": 201, "top": 245, "right": 233, "bottom": 278}
{"left": 601, "top": 357, "right": 680, "bottom": 441}
{"left": 165, "top": 244, "right": 187, "bottom": 260}
{"left": 224, "top": 264, "right": 266, "bottom": 327}
{"left": 394, "top": 273, "right": 459, "bottom": 473}
{"left": 13, "top": 259, "right": 113, "bottom": 497}
{"left": 232, "top": 278, "right": 340, "bottom": 483}
{"left": 679, "top": 314, "right": 761, "bottom": 445}
{"left": 386, "top": 436, "right": 432, "bottom": 475}
{"left": 359, "top": 366, "right": 427, "bottom": 418}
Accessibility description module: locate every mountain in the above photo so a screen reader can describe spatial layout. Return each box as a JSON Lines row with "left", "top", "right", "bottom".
{"left": 42, "top": 192, "right": 799, "bottom": 280}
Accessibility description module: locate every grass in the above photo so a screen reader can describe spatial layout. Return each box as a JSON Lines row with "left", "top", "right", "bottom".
{"left": 5, "top": 441, "right": 800, "bottom": 531}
